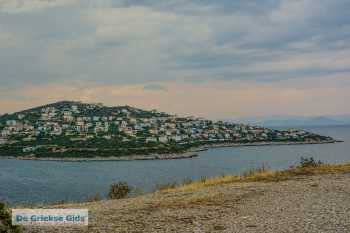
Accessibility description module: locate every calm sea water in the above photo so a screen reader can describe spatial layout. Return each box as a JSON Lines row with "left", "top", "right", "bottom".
{"left": 1, "top": 125, "right": 349, "bottom": 205}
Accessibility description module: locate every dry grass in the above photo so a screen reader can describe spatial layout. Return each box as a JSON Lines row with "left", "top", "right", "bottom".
{"left": 54, "top": 162, "right": 350, "bottom": 213}
{"left": 160, "top": 163, "right": 350, "bottom": 193}
{"left": 150, "top": 192, "right": 225, "bottom": 209}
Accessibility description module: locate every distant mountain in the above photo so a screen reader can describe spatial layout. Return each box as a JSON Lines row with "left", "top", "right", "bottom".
{"left": 233, "top": 115, "right": 350, "bottom": 127}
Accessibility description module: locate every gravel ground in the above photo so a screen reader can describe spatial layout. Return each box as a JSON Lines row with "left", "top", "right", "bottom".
{"left": 24, "top": 173, "right": 350, "bottom": 233}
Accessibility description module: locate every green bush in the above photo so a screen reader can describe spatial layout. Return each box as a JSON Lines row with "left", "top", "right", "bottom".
{"left": 0, "top": 202, "right": 22, "bottom": 233}
{"left": 299, "top": 156, "right": 323, "bottom": 168}
{"left": 108, "top": 182, "right": 131, "bottom": 199}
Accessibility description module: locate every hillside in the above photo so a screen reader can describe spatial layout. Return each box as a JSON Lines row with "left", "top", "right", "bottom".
{"left": 24, "top": 163, "right": 350, "bottom": 233}
{"left": 0, "top": 101, "right": 168, "bottom": 123}
{"left": 0, "top": 101, "right": 336, "bottom": 159}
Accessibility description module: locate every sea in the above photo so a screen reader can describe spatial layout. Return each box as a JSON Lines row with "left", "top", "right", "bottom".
{"left": 1, "top": 125, "right": 349, "bottom": 205}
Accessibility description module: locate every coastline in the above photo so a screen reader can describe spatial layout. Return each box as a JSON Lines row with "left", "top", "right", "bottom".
{"left": 3, "top": 152, "right": 199, "bottom": 162}
{"left": 0, "top": 140, "right": 341, "bottom": 162}
{"left": 191, "top": 139, "right": 342, "bottom": 151}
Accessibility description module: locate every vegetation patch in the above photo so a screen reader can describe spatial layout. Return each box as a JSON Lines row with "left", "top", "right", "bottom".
{"left": 299, "top": 156, "right": 323, "bottom": 168}
{"left": 0, "top": 202, "right": 22, "bottom": 233}
{"left": 108, "top": 182, "right": 132, "bottom": 200}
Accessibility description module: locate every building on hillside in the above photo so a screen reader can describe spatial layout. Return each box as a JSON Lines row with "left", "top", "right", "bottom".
{"left": 0, "top": 137, "right": 7, "bottom": 144}
{"left": 6, "top": 120, "right": 17, "bottom": 126}
{"left": 71, "top": 105, "right": 79, "bottom": 112}
{"left": 158, "top": 136, "right": 168, "bottom": 143}
{"left": 146, "top": 137, "right": 157, "bottom": 143}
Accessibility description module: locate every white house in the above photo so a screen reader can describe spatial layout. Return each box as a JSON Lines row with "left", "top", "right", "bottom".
{"left": 6, "top": 120, "right": 17, "bottom": 126}
{"left": 146, "top": 137, "right": 157, "bottom": 143}
{"left": 158, "top": 136, "right": 168, "bottom": 143}
{"left": 0, "top": 138, "right": 7, "bottom": 144}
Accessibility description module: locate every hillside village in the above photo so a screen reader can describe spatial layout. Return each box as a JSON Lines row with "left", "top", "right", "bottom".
{"left": 0, "top": 101, "right": 333, "bottom": 158}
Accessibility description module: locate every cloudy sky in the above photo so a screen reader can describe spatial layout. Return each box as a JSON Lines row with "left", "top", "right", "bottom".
{"left": 0, "top": 0, "right": 349, "bottom": 119}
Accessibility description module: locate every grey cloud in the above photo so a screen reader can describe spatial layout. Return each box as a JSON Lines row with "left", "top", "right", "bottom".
{"left": 0, "top": 0, "right": 79, "bottom": 13}
{"left": 0, "top": 0, "right": 349, "bottom": 87}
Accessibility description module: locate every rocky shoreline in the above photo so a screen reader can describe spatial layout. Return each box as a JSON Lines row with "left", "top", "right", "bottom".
{"left": 191, "top": 139, "right": 341, "bottom": 151}
{"left": 4, "top": 152, "right": 199, "bottom": 162}
{"left": 0, "top": 140, "right": 340, "bottom": 162}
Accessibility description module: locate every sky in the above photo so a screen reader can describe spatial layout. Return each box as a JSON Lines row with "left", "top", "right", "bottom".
{"left": 0, "top": 0, "right": 349, "bottom": 119}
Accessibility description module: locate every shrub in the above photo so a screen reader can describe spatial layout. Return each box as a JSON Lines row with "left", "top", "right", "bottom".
{"left": 0, "top": 202, "right": 22, "bottom": 233}
{"left": 299, "top": 156, "right": 323, "bottom": 168}
{"left": 108, "top": 182, "right": 131, "bottom": 199}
